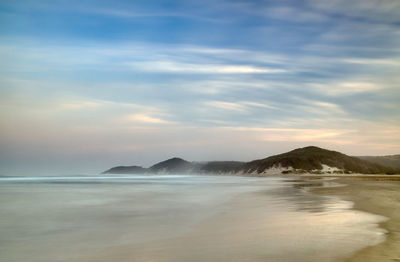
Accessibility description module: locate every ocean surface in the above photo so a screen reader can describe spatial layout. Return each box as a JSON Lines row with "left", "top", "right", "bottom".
{"left": 0, "top": 175, "right": 387, "bottom": 262}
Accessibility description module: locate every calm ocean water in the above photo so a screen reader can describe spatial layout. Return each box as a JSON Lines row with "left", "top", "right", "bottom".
{"left": 0, "top": 175, "right": 386, "bottom": 262}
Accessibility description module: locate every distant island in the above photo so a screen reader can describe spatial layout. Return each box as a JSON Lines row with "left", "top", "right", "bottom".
{"left": 103, "top": 146, "right": 400, "bottom": 175}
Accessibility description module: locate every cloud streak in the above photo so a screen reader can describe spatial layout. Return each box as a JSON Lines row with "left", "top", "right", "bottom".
{"left": 0, "top": 0, "right": 399, "bottom": 174}
{"left": 130, "top": 61, "right": 286, "bottom": 74}
{"left": 121, "top": 114, "right": 175, "bottom": 124}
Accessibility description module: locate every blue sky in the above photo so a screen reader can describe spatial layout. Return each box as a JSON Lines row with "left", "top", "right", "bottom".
{"left": 1, "top": 0, "right": 399, "bottom": 175}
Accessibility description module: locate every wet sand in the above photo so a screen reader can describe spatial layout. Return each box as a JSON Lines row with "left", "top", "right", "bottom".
{"left": 1, "top": 175, "right": 396, "bottom": 262}
{"left": 63, "top": 178, "right": 387, "bottom": 262}
{"left": 310, "top": 176, "right": 400, "bottom": 262}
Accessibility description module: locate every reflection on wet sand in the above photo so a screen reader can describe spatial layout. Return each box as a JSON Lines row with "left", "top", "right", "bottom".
{"left": 0, "top": 176, "right": 387, "bottom": 262}
{"left": 264, "top": 178, "right": 342, "bottom": 213}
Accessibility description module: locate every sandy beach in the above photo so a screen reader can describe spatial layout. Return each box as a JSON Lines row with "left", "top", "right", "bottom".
{"left": 1, "top": 175, "right": 399, "bottom": 262}
{"left": 310, "top": 176, "right": 400, "bottom": 262}
{"left": 57, "top": 176, "right": 389, "bottom": 262}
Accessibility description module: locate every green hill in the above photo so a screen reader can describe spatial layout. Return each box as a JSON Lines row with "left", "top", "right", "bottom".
{"left": 149, "top": 157, "right": 197, "bottom": 173}
{"left": 357, "top": 155, "right": 400, "bottom": 169}
{"left": 102, "top": 165, "right": 147, "bottom": 174}
{"left": 242, "top": 146, "right": 393, "bottom": 174}
{"left": 103, "top": 146, "right": 398, "bottom": 175}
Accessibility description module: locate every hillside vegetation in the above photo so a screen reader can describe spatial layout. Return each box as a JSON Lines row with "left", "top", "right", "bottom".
{"left": 243, "top": 146, "right": 394, "bottom": 174}
{"left": 103, "top": 146, "right": 398, "bottom": 175}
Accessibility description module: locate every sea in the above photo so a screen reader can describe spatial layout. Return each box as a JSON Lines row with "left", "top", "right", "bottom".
{"left": 0, "top": 175, "right": 387, "bottom": 262}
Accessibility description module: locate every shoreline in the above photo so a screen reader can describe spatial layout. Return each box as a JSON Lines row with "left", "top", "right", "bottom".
{"left": 62, "top": 176, "right": 390, "bottom": 262}
{"left": 4, "top": 174, "right": 398, "bottom": 262}
{"left": 300, "top": 174, "right": 400, "bottom": 180}
{"left": 309, "top": 177, "right": 400, "bottom": 262}
{"left": 248, "top": 174, "right": 400, "bottom": 179}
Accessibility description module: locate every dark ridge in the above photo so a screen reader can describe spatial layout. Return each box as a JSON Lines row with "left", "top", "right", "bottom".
{"left": 242, "top": 146, "right": 392, "bottom": 174}
{"left": 102, "top": 165, "right": 148, "bottom": 174}
{"left": 103, "top": 146, "right": 398, "bottom": 175}
{"left": 357, "top": 155, "right": 400, "bottom": 169}
{"left": 149, "top": 157, "right": 196, "bottom": 173}
{"left": 200, "top": 161, "right": 245, "bottom": 173}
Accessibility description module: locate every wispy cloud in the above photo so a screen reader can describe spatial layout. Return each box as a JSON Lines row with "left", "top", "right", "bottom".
{"left": 307, "top": 0, "right": 400, "bottom": 24}
{"left": 59, "top": 101, "right": 103, "bottom": 110}
{"left": 342, "top": 58, "right": 400, "bottom": 66}
{"left": 289, "top": 97, "right": 346, "bottom": 116}
{"left": 311, "top": 82, "right": 384, "bottom": 96}
{"left": 1, "top": 0, "right": 400, "bottom": 175}
{"left": 0, "top": 42, "right": 290, "bottom": 74}
{"left": 216, "top": 126, "right": 357, "bottom": 144}
{"left": 121, "top": 113, "right": 174, "bottom": 124}
{"left": 129, "top": 61, "right": 286, "bottom": 74}
{"left": 241, "top": 101, "right": 277, "bottom": 109}
{"left": 205, "top": 100, "right": 277, "bottom": 113}
{"left": 206, "top": 101, "right": 248, "bottom": 112}
{"left": 264, "top": 6, "right": 328, "bottom": 23}
{"left": 85, "top": 8, "right": 224, "bottom": 23}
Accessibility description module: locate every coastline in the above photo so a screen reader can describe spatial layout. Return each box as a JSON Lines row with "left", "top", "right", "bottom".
{"left": 61, "top": 175, "right": 390, "bottom": 262}
{"left": 309, "top": 176, "right": 400, "bottom": 262}
{"left": 4, "top": 174, "right": 398, "bottom": 262}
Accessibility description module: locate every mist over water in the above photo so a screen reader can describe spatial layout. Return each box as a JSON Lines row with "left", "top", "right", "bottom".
{"left": 0, "top": 175, "right": 386, "bottom": 262}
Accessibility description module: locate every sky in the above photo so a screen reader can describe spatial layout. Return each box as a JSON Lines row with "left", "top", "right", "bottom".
{"left": 0, "top": 0, "right": 399, "bottom": 175}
